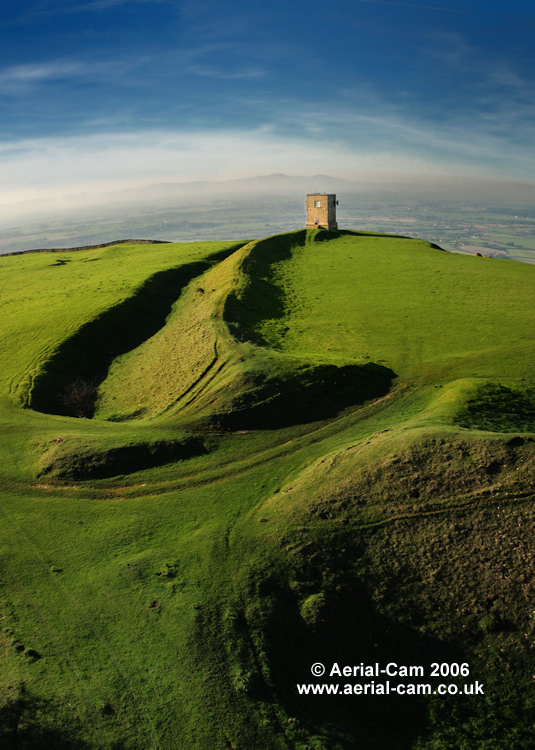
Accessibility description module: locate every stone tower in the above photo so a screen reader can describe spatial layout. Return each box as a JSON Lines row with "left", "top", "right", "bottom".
{"left": 305, "top": 193, "right": 338, "bottom": 230}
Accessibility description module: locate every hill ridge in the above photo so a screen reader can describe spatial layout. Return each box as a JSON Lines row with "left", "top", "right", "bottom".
{"left": 1, "top": 238, "right": 171, "bottom": 257}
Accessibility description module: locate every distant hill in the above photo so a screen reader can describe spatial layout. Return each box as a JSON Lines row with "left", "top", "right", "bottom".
{"left": 4, "top": 172, "right": 535, "bottom": 220}
{"left": 0, "top": 229, "right": 534, "bottom": 748}
{"left": 1, "top": 173, "right": 358, "bottom": 218}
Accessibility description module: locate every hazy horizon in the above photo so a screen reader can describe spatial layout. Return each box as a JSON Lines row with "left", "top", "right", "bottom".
{"left": 1, "top": 172, "right": 534, "bottom": 265}
{"left": 2, "top": 172, "right": 535, "bottom": 224}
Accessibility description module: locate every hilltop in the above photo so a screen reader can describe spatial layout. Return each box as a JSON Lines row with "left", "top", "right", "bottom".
{"left": 0, "top": 229, "right": 534, "bottom": 749}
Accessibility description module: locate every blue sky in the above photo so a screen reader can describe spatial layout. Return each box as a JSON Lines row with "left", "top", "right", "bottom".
{"left": 1, "top": 0, "right": 534, "bottom": 206}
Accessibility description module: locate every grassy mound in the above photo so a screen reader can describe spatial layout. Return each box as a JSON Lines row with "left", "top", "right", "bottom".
{"left": 0, "top": 231, "right": 533, "bottom": 749}
{"left": 244, "top": 230, "right": 533, "bottom": 384}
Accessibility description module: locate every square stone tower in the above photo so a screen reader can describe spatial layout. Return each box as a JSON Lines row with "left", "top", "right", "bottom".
{"left": 306, "top": 193, "right": 338, "bottom": 230}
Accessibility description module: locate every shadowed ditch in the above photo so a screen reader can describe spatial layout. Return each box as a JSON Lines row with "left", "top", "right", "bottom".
{"left": 39, "top": 437, "right": 208, "bottom": 480}
{"left": 28, "top": 245, "right": 242, "bottom": 418}
{"left": 214, "top": 361, "right": 395, "bottom": 430}
{"left": 256, "top": 585, "right": 450, "bottom": 748}
{"left": 224, "top": 229, "right": 307, "bottom": 346}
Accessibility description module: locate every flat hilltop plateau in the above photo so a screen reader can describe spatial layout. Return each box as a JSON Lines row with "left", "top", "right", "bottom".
{"left": 0, "top": 228, "right": 534, "bottom": 749}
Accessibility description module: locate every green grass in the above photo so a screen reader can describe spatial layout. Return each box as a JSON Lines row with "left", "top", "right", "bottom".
{"left": 240, "top": 230, "right": 533, "bottom": 384}
{"left": 0, "top": 230, "right": 534, "bottom": 749}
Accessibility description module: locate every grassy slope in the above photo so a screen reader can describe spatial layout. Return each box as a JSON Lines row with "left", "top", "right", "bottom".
{"left": 256, "top": 232, "right": 532, "bottom": 382}
{"left": 0, "top": 230, "right": 534, "bottom": 749}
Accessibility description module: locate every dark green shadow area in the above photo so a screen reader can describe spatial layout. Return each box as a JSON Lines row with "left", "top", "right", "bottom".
{"left": 0, "top": 693, "right": 90, "bottom": 750}
{"left": 251, "top": 582, "right": 456, "bottom": 749}
{"left": 39, "top": 436, "right": 208, "bottom": 480}
{"left": 28, "top": 244, "right": 242, "bottom": 418}
{"left": 225, "top": 229, "right": 307, "bottom": 346}
{"left": 455, "top": 383, "right": 535, "bottom": 432}
{"left": 215, "top": 361, "right": 394, "bottom": 430}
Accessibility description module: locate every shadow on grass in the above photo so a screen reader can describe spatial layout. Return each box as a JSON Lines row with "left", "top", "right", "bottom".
{"left": 215, "top": 361, "right": 395, "bottom": 431}
{"left": 233, "top": 540, "right": 469, "bottom": 749}
{"left": 224, "top": 230, "right": 307, "bottom": 346}
{"left": 0, "top": 693, "right": 90, "bottom": 749}
{"left": 263, "top": 583, "right": 464, "bottom": 749}
{"left": 39, "top": 436, "right": 207, "bottom": 480}
{"left": 28, "top": 244, "right": 242, "bottom": 419}
{"left": 455, "top": 382, "right": 535, "bottom": 433}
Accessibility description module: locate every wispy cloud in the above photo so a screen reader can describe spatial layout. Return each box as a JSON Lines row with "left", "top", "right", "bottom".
{"left": 0, "top": 2, "right": 531, "bottom": 208}
{"left": 421, "top": 32, "right": 535, "bottom": 132}
{"left": 186, "top": 64, "right": 266, "bottom": 80}
{"left": 423, "top": 31, "right": 529, "bottom": 85}
{"left": 355, "top": 0, "right": 474, "bottom": 15}
{"left": 0, "top": 61, "right": 85, "bottom": 92}
{"left": 0, "top": 0, "right": 171, "bottom": 29}
{"left": 179, "top": 1, "right": 269, "bottom": 45}
{"left": 0, "top": 57, "right": 146, "bottom": 93}
{"left": 273, "top": 86, "right": 535, "bottom": 178}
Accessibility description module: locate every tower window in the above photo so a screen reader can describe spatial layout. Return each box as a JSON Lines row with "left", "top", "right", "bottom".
{"left": 314, "top": 200, "right": 321, "bottom": 207}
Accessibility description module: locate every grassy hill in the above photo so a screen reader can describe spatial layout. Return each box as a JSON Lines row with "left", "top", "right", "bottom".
{"left": 0, "top": 229, "right": 534, "bottom": 749}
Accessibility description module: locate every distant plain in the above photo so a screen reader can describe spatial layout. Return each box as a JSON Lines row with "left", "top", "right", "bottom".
{"left": 2, "top": 176, "right": 534, "bottom": 265}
